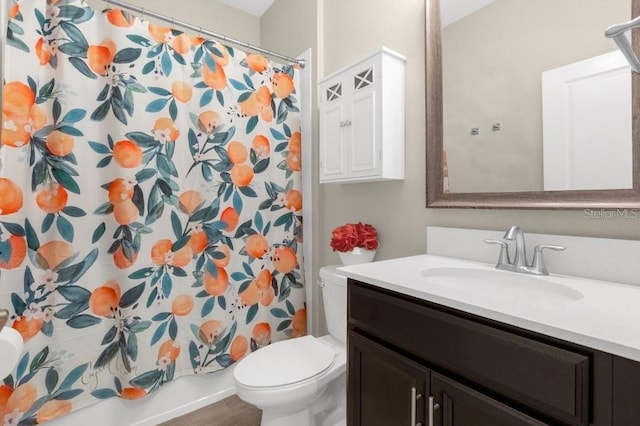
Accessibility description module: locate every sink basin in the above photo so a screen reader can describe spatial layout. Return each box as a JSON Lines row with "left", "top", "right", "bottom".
{"left": 420, "top": 267, "right": 584, "bottom": 302}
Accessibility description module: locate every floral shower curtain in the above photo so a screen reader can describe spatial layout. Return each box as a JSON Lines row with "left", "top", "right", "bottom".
{"left": 0, "top": 0, "right": 305, "bottom": 422}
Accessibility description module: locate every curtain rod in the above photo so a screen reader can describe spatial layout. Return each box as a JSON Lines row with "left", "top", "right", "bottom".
{"left": 102, "top": 0, "right": 305, "bottom": 68}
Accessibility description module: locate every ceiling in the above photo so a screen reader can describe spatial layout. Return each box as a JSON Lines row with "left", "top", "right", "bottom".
{"left": 214, "top": 0, "right": 494, "bottom": 24}
{"left": 216, "top": 0, "right": 275, "bottom": 17}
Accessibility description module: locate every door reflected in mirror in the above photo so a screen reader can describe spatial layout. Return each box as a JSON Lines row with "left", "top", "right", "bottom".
{"left": 442, "top": 0, "right": 631, "bottom": 193}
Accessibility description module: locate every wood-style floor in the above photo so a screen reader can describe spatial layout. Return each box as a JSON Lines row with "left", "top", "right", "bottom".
{"left": 159, "top": 395, "right": 262, "bottom": 426}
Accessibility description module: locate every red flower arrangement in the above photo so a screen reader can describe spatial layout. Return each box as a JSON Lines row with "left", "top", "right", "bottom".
{"left": 330, "top": 222, "right": 379, "bottom": 253}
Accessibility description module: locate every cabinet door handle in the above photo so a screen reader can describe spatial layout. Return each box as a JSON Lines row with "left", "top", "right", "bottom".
{"left": 428, "top": 396, "right": 440, "bottom": 426}
{"left": 411, "top": 386, "right": 422, "bottom": 426}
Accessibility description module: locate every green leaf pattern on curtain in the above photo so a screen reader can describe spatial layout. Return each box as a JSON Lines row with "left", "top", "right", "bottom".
{"left": 0, "top": 0, "right": 305, "bottom": 422}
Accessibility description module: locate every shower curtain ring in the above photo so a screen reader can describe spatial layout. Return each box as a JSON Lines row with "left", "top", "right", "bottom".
{"left": 140, "top": 7, "right": 145, "bottom": 20}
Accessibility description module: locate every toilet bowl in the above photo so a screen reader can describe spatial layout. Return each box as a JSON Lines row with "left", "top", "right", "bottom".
{"left": 233, "top": 266, "right": 347, "bottom": 426}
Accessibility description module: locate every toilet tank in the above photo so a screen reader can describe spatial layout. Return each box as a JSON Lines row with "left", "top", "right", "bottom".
{"left": 319, "top": 265, "right": 347, "bottom": 344}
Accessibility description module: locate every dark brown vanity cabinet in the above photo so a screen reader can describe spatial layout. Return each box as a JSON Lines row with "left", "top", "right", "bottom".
{"left": 347, "top": 280, "right": 640, "bottom": 426}
{"left": 349, "top": 332, "right": 429, "bottom": 426}
{"left": 349, "top": 331, "right": 547, "bottom": 426}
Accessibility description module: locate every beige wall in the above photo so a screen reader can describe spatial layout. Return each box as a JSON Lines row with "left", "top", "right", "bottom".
{"left": 443, "top": 0, "right": 629, "bottom": 193}
{"left": 261, "top": 0, "right": 317, "bottom": 58}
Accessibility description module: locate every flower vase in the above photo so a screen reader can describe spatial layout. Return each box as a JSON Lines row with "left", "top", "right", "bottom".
{"left": 338, "top": 247, "right": 377, "bottom": 266}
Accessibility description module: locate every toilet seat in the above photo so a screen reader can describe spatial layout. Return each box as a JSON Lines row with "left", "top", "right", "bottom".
{"left": 234, "top": 335, "right": 336, "bottom": 389}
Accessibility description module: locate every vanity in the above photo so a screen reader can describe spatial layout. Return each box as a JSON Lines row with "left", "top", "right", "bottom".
{"left": 379, "top": 0, "right": 640, "bottom": 422}
{"left": 341, "top": 229, "right": 640, "bottom": 426}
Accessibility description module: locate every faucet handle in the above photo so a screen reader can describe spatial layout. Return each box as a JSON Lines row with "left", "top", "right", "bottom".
{"left": 484, "top": 239, "right": 511, "bottom": 267}
{"left": 531, "top": 244, "right": 566, "bottom": 275}
{"left": 535, "top": 244, "right": 566, "bottom": 251}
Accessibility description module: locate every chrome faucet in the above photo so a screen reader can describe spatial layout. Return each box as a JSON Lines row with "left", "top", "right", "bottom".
{"left": 504, "top": 226, "right": 527, "bottom": 268}
{"left": 484, "top": 226, "right": 566, "bottom": 276}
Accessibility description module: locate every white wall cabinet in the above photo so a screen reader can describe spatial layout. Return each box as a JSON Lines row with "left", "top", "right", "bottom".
{"left": 319, "top": 48, "right": 406, "bottom": 184}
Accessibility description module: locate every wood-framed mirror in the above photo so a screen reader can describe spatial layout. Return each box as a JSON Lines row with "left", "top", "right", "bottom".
{"left": 426, "top": 0, "right": 640, "bottom": 209}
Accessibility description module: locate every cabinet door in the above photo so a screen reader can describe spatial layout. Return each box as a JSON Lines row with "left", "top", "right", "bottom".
{"left": 348, "top": 63, "right": 379, "bottom": 178}
{"left": 319, "top": 100, "right": 348, "bottom": 181}
{"left": 431, "top": 372, "right": 549, "bottom": 426}
{"left": 319, "top": 78, "right": 348, "bottom": 182}
{"left": 348, "top": 332, "right": 428, "bottom": 426}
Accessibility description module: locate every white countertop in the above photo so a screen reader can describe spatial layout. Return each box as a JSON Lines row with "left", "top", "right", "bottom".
{"left": 339, "top": 254, "right": 640, "bottom": 362}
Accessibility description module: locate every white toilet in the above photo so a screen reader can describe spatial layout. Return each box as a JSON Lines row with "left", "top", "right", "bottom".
{"left": 233, "top": 266, "right": 347, "bottom": 426}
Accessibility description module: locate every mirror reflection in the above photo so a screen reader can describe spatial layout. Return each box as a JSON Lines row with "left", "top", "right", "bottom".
{"left": 442, "top": 0, "right": 631, "bottom": 193}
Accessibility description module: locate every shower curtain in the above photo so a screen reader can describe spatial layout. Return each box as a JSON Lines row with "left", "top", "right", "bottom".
{"left": 0, "top": 0, "right": 305, "bottom": 422}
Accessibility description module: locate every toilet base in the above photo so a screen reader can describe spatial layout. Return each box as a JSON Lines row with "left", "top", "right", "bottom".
{"left": 311, "top": 374, "right": 346, "bottom": 426}
{"left": 258, "top": 375, "right": 346, "bottom": 426}
{"left": 261, "top": 407, "right": 313, "bottom": 426}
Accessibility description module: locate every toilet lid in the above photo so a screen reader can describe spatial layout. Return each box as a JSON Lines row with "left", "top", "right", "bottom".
{"left": 234, "top": 335, "right": 336, "bottom": 388}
